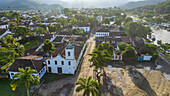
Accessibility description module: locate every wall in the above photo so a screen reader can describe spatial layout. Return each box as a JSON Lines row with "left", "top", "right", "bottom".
{"left": 96, "top": 32, "right": 110, "bottom": 37}
{"left": 46, "top": 55, "right": 76, "bottom": 74}
{"left": 72, "top": 26, "right": 90, "bottom": 33}
{"left": 112, "top": 55, "right": 122, "bottom": 60}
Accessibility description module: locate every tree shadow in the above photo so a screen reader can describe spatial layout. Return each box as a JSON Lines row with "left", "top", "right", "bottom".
{"left": 128, "top": 68, "right": 157, "bottom": 96}
{"left": 100, "top": 69, "right": 124, "bottom": 96}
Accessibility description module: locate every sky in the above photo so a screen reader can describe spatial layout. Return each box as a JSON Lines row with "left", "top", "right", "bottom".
{"left": 39, "top": 0, "right": 145, "bottom": 8}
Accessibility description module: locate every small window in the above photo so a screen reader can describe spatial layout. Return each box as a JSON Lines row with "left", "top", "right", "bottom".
{"left": 11, "top": 73, "right": 14, "bottom": 76}
{"left": 48, "top": 60, "right": 50, "bottom": 64}
{"left": 61, "top": 61, "right": 64, "bottom": 65}
{"left": 55, "top": 61, "right": 57, "bottom": 65}
{"left": 68, "top": 52, "right": 70, "bottom": 56}
{"left": 68, "top": 61, "right": 71, "bottom": 66}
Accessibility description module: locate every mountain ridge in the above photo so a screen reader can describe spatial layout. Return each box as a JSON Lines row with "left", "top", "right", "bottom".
{"left": 119, "top": 0, "right": 166, "bottom": 9}
{"left": 0, "top": 0, "right": 63, "bottom": 10}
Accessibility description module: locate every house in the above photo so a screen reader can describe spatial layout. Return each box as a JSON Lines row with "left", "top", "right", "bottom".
{"left": 0, "top": 29, "right": 13, "bottom": 38}
{"left": 0, "top": 22, "right": 8, "bottom": 29}
{"left": 8, "top": 56, "right": 46, "bottom": 79}
{"left": 138, "top": 54, "right": 152, "bottom": 61}
{"left": 95, "top": 28, "right": 110, "bottom": 37}
{"left": 72, "top": 23, "right": 90, "bottom": 33}
{"left": 45, "top": 39, "right": 87, "bottom": 74}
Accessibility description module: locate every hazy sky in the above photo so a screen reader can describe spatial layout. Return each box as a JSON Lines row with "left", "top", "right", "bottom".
{"left": 39, "top": 0, "right": 145, "bottom": 8}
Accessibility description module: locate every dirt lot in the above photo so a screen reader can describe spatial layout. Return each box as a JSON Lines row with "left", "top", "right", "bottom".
{"left": 36, "top": 35, "right": 96, "bottom": 96}
{"left": 101, "top": 65, "right": 170, "bottom": 96}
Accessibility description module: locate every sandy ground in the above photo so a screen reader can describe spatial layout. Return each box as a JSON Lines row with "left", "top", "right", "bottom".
{"left": 101, "top": 65, "right": 170, "bottom": 96}
{"left": 37, "top": 35, "right": 96, "bottom": 96}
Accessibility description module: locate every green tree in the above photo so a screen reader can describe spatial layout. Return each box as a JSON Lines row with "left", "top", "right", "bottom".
{"left": 140, "top": 43, "right": 157, "bottom": 55}
{"left": 119, "top": 26, "right": 124, "bottom": 31}
{"left": 40, "top": 24, "right": 47, "bottom": 31}
{"left": 15, "top": 27, "right": 31, "bottom": 39}
{"left": 102, "top": 18, "right": 110, "bottom": 25}
{"left": 70, "top": 17, "right": 78, "bottom": 25}
{"left": 0, "top": 35, "right": 25, "bottom": 57}
{"left": 33, "top": 27, "right": 47, "bottom": 35}
{"left": 75, "top": 76, "right": 99, "bottom": 96}
{"left": 48, "top": 25, "right": 57, "bottom": 32}
{"left": 125, "top": 21, "right": 151, "bottom": 38}
{"left": 0, "top": 47, "right": 16, "bottom": 66}
{"left": 89, "top": 17, "right": 98, "bottom": 28}
{"left": 124, "top": 17, "right": 133, "bottom": 25}
{"left": 88, "top": 43, "right": 113, "bottom": 95}
{"left": 31, "top": 16, "right": 41, "bottom": 25}
{"left": 11, "top": 12, "right": 21, "bottom": 25}
{"left": 62, "top": 8, "right": 70, "bottom": 14}
{"left": 10, "top": 67, "right": 40, "bottom": 96}
{"left": 57, "top": 17, "right": 68, "bottom": 28}
{"left": 42, "top": 39, "right": 53, "bottom": 53}
{"left": 122, "top": 46, "right": 136, "bottom": 61}
{"left": 53, "top": 23, "right": 61, "bottom": 32}
{"left": 160, "top": 43, "right": 169, "bottom": 53}
{"left": 118, "top": 42, "right": 130, "bottom": 51}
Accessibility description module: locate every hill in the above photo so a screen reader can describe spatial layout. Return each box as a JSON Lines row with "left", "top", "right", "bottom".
{"left": 119, "top": 0, "right": 166, "bottom": 9}
{"left": 128, "top": 0, "right": 170, "bottom": 14}
{"left": 0, "top": 0, "right": 63, "bottom": 10}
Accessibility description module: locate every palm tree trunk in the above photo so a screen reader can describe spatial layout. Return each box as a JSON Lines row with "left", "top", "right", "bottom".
{"left": 27, "top": 89, "right": 30, "bottom": 96}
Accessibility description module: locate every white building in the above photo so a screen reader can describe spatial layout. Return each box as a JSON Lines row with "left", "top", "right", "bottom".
{"left": 72, "top": 23, "right": 90, "bottom": 33}
{"left": 0, "top": 29, "right": 13, "bottom": 38}
{"left": 46, "top": 42, "right": 87, "bottom": 74}
{"left": 8, "top": 58, "right": 46, "bottom": 79}
{"left": 95, "top": 32, "right": 110, "bottom": 37}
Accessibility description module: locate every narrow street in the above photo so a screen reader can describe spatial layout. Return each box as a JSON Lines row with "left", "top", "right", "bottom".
{"left": 37, "top": 35, "right": 96, "bottom": 96}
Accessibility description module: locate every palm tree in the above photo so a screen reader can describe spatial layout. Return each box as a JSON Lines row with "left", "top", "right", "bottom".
{"left": 10, "top": 67, "right": 40, "bottom": 96}
{"left": 75, "top": 76, "right": 99, "bottom": 96}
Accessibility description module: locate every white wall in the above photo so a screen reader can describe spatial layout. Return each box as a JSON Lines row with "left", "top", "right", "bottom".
{"left": 0, "top": 25, "right": 8, "bottom": 29}
{"left": 0, "top": 30, "right": 12, "bottom": 38}
{"left": 143, "top": 56, "right": 152, "bottom": 61}
{"left": 72, "top": 27, "right": 90, "bottom": 33}
{"left": 9, "top": 67, "right": 46, "bottom": 79}
{"left": 46, "top": 54, "right": 76, "bottom": 74}
{"left": 112, "top": 55, "right": 122, "bottom": 61}
{"left": 96, "top": 32, "right": 110, "bottom": 37}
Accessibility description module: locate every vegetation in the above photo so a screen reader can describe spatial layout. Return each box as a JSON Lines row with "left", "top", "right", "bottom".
{"left": 88, "top": 43, "right": 113, "bottom": 95}
{"left": 24, "top": 40, "right": 38, "bottom": 50}
{"left": 125, "top": 21, "right": 152, "bottom": 38}
{"left": 33, "top": 27, "right": 47, "bottom": 36}
{"left": 102, "top": 18, "right": 110, "bottom": 25}
{"left": 140, "top": 43, "right": 158, "bottom": 55}
{"left": 75, "top": 76, "right": 99, "bottom": 96}
{"left": 128, "top": 0, "right": 170, "bottom": 15}
{"left": 10, "top": 67, "right": 40, "bottom": 96}
{"left": 15, "top": 27, "right": 32, "bottom": 39}
{"left": 42, "top": 39, "right": 54, "bottom": 53}
{"left": 0, "top": 47, "right": 16, "bottom": 69}
{"left": 0, "top": 35, "right": 25, "bottom": 57}
{"left": 0, "top": 79, "right": 27, "bottom": 96}
{"left": 122, "top": 46, "right": 137, "bottom": 61}
{"left": 118, "top": 42, "right": 130, "bottom": 51}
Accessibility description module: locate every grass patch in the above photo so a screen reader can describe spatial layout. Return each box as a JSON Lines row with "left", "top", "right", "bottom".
{"left": 24, "top": 40, "right": 39, "bottom": 50}
{"left": 42, "top": 73, "right": 72, "bottom": 84}
{"left": 0, "top": 78, "right": 27, "bottom": 96}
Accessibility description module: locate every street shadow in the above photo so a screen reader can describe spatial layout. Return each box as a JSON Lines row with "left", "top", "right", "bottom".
{"left": 100, "top": 69, "right": 124, "bottom": 96}
{"left": 128, "top": 68, "right": 157, "bottom": 96}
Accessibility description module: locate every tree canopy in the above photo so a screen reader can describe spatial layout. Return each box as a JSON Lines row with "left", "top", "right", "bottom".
{"left": 102, "top": 18, "right": 110, "bottom": 25}
{"left": 0, "top": 47, "right": 16, "bottom": 66}
{"left": 42, "top": 39, "right": 54, "bottom": 53}
{"left": 125, "top": 21, "right": 152, "bottom": 38}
